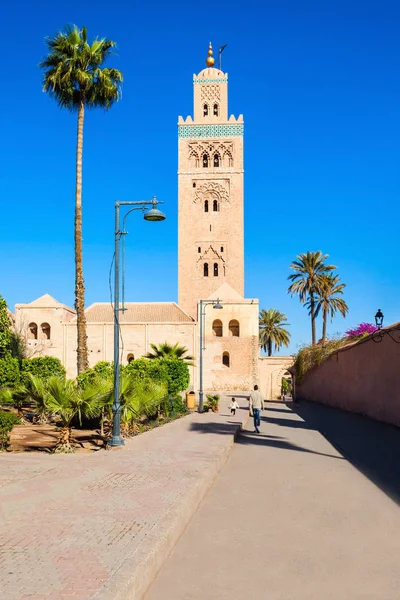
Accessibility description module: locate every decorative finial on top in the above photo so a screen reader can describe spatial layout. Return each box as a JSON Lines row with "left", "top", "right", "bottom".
{"left": 206, "top": 42, "right": 215, "bottom": 67}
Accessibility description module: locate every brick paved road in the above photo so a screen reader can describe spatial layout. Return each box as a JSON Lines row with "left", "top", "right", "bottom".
{"left": 0, "top": 398, "right": 248, "bottom": 600}
{"left": 145, "top": 403, "right": 400, "bottom": 600}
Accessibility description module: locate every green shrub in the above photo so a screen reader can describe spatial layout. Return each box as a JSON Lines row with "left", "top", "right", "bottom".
{"left": 163, "top": 360, "right": 190, "bottom": 395}
{"left": 125, "top": 357, "right": 167, "bottom": 383}
{"left": 0, "top": 355, "right": 20, "bottom": 387}
{"left": 0, "top": 410, "right": 20, "bottom": 449}
{"left": 160, "top": 395, "right": 188, "bottom": 419}
{"left": 206, "top": 393, "right": 219, "bottom": 413}
{"left": 21, "top": 357, "right": 66, "bottom": 382}
{"left": 77, "top": 361, "right": 114, "bottom": 389}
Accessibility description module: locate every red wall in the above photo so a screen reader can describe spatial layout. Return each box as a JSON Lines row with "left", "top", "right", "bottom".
{"left": 296, "top": 327, "right": 400, "bottom": 427}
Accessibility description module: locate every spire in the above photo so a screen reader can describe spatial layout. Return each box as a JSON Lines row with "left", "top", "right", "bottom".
{"left": 205, "top": 42, "right": 215, "bottom": 67}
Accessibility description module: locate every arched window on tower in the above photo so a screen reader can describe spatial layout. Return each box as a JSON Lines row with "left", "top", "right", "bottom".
{"left": 127, "top": 353, "right": 135, "bottom": 363}
{"left": 212, "top": 319, "right": 223, "bottom": 337}
{"left": 204, "top": 199, "right": 209, "bottom": 212}
{"left": 204, "top": 263, "right": 209, "bottom": 277}
{"left": 28, "top": 322, "right": 38, "bottom": 340}
{"left": 213, "top": 199, "right": 219, "bottom": 212}
{"left": 203, "top": 103, "right": 209, "bottom": 116}
{"left": 213, "top": 154, "right": 220, "bottom": 167}
{"left": 213, "top": 263, "right": 219, "bottom": 277}
{"left": 229, "top": 319, "right": 240, "bottom": 337}
{"left": 213, "top": 103, "right": 219, "bottom": 116}
{"left": 203, "top": 154, "right": 208, "bottom": 168}
{"left": 41, "top": 323, "right": 51, "bottom": 340}
{"left": 222, "top": 352, "right": 230, "bottom": 367}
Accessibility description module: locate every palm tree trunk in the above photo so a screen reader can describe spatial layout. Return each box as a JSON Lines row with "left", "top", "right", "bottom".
{"left": 75, "top": 100, "right": 89, "bottom": 374}
{"left": 268, "top": 339, "right": 272, "bottom": 357}
{"left": 310, "top": 292, "right": 316, "bottom": 345}
{"left": 55, "top": 425, "right": 74, "bottom": 453}
{"left": 322, "top": 309, "right": 327, "bottom": 342}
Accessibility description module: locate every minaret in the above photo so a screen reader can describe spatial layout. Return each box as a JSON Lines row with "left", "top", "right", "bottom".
{"left": 177, "top": 43, "right": 245, "bottom": 318}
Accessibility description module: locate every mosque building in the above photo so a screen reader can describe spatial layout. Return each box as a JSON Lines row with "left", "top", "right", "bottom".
{"left": 14, "top": 44, "right": 292, "bottom": 398}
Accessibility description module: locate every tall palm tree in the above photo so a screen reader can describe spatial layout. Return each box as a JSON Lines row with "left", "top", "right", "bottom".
{"left": 288, "top": 251, "right": 336, "bottom": 345}
{"left": 145, "top": 343, "right": 195, "bottom": 366}
{"left": 259, "top": 309, "right": 291, "bottom": 356}
{"left": 40, "top": 25, "right": 123, "bottom": 374}
{"left": 311, "top": 274, "right": 349, "bottom": 341}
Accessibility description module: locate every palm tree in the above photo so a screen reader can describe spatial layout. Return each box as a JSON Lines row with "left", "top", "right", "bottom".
{"left": 145, "top": 342, "right": 195, "bottom": 366}
{"left": 40, "top": 26, "right": 123, "bottom": 374}
{"left": 311, "top": 274, "right": 349, "bottom": 341}
{"left": 288, "top": 251, "right": 336, "bottom": 345}
{"left": 259, "top": 309, "right": 291, "bottom": 356}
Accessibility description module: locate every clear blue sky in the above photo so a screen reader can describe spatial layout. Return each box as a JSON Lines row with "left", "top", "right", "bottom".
{"left": 1, "top": 0, "right": 399, "bottom": 354}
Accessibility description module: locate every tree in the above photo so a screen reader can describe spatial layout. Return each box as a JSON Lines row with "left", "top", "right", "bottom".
{"left": 259, "top": 309, "right": 291, "bottom": 356}
{"left": 145, "top": 343, "right": 195, "bottom": 365}
{"left": 40, "top": 25, "right": 123, "bottom": 374}
{"left": 0, "top": 295, "right": 12, "bottom": 358}
{"left": 311, "top": 274, "right": 348, "bottom": 341}
{"left": 288, "top": 251, "right": 336, "bottom": 345}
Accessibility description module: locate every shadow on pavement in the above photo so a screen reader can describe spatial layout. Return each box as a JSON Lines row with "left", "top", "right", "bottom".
{"left": 189, "top": 421, "right": 343, "bottom": 460}
{"left": 291, "top": 400, "right": 400, "bottom": 505}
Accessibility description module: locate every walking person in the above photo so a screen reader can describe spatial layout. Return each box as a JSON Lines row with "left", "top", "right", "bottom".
{"left": 229, "top": 397, "right": 240, "bottom": 416}
{"left": 249, "top": 385, "right": 264, "bottom": 433}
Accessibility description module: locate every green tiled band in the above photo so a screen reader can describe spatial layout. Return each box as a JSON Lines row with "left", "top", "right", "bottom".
{"left": 178, "top": 124, "right": 243, "bottom": 138}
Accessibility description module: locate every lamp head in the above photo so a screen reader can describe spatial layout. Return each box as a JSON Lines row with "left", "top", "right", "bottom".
{"left": 213, "top": 299, "right": 223, "bottom": 309}
{"left": 144, "top": 196, "right": 166, "bottom": 222}
{"left": 375, "top": 308, "right": 384, "bottom": 329}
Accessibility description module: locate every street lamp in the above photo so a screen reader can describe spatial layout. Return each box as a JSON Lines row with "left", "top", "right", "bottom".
{"left": 109, "top": 197, "right": 166, "bottom": 447}
{"left": 375, "top": 309, "right": 384, "bottom": 330}
{"left": 198, "top": 298, "right": 223, "bottom": 413}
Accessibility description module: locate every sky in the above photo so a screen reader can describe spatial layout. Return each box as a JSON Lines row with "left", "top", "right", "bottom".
{"left": 1, "top": 0, "right": 399, "bottom": 354}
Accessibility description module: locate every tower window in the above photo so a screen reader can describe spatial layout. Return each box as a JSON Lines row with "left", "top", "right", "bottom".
{"left": 213, "top": 199, "right": 219, "bottom": 212}
{"left": 212, "top": 319, "right": 223, "bottom": 337}
{"left": 213, "top": 154, "right": 220, "bottom": 167}
{"left": 222, "top": 352, "right": 230, "bottom": 367}
{"left": 229, "top": 319, "right": 240, "bottom": 337}
{"left": 41, "top": 322, "right": 51, "bottom": 340}
{"left": 198, "top": 247, "right": 201, "bottom": 253}
{"left": 203, "top": 103, "right": 209, "bottom": 116}
{"left": 204, "top": 263, "right": 209, "bottom": 277}
{"left": 204, "top": 200, "right": 209, "bottom": 212}
{"left": 28, "top": 322, "right": 38, "bottom": 340}
{"left": 213, "top": 263, "right": 219, "bottom": 277}
{"left": 213, "top": 103, "right": 219, "bottom": 116}
{"left": 203, "top": 154, "right": 208, "bottom": 168}
{"left": 221, "top": 246, "right": 224, "bottom": 252}
{"left": 193, "top": 182, "right": 196, "bottom": 188}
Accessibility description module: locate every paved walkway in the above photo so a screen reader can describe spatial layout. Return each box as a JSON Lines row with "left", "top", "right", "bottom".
{"left": 145, "top": 403, "right": 400, "bottom": 600}
{"left": 0, "top": 398, "right": 248, "bottom": 600}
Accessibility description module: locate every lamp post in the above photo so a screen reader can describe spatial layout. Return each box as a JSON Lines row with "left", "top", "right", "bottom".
{"left": 109, "top": 197, "right": 166, "bottom": 447}
{"left": 198, "top": 298, "right": 223, "bottom": 413}
{"left": 375, "top": 309, "right": 384, "bottom": 330}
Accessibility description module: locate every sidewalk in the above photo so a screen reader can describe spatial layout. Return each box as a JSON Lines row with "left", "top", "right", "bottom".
{"left": 145, "top": 402, "right": 400, "bottom": 600}
{"left": 0, "top": 397, "right": 248, "bottom": 600}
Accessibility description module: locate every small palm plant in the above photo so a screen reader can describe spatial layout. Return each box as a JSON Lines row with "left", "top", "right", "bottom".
{"left": 259, "top": 309, "right": 291, "bottom": 356}
{"left": 145, "top": 342, "right": 195, "bottom": 365}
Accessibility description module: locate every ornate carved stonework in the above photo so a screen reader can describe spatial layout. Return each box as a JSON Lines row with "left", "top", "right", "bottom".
{"left": 201, "top": 84, "right": 220, "bottom": 104}
{"left": 193, "top": 181, "right": 230, "bottom": 205}
{"left": 188, "top": 141, "right": 234, "bottom": 167}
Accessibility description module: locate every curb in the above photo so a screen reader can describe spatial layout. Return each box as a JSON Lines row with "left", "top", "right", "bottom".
{"left": 94, "top": 412, "right": 248, "bottom": 600}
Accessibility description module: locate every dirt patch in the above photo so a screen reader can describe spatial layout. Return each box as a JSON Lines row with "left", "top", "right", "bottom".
{"left": 9, "top": 423, "right": 106, "bottom": 453}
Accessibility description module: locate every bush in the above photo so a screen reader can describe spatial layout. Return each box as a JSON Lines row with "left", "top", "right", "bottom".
{"left": 77, "top": 361, "right": 114, "bottom": 389}
{"left": 125, "top": 358, "right": 167, "bottom": 383}
{"left": 160, "top": 395, "right": 188, "bottom": 419}
{"left": 0, "top": 355, "right": 20, "bottom": 387}
{"left": 0, "top": 410, "right": 20, "bottom": 449}
{"left": 294, "top": 337, "right": 350, "bottom": 384}
{"left": 21, "top": 357, "right": 66, "bottom": 382}
{"left": 163, "top": 360, "right": 190, "bottom": 395}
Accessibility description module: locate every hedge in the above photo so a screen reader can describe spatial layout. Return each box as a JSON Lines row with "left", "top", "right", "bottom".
{"left": 21, "top": 356, "right": 66, "bottom": 382}
{"left": 125, "top": 358, "right": 190, "bottom": 395}
{"left": 0, "top": 355, "right": 20, "bottom": 387}
{"left": 77, "top": 361, "right": 114, "bottom": 389}
{"left": 0, "top": 410, "right": 20, "bottom": 449}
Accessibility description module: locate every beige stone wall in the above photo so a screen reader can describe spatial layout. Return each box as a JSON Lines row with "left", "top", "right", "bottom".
{"left": 200, "top": 302, "right": 259, "bottom": 392}
{"left": 62, "top": 321, "right": 196, "bottom": 380}
{"left": 258, "top": 356, "right": 295, "bottom": 400}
